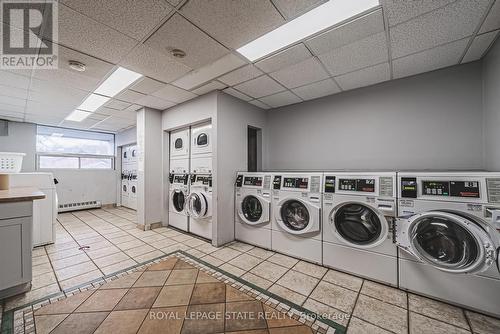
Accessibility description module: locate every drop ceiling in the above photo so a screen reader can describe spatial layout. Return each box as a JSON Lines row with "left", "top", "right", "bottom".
{"left": 0, "top": 0, "right": 498, "bottom": 133}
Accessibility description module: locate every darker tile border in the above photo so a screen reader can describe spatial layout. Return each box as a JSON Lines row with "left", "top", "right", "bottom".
{"left": 1, "top": 250, "right": 347, "bottom": 334}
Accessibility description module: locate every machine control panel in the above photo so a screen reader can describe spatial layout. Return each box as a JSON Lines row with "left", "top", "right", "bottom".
{"left": 235, "top": 175, "right": 243, "bottom": 187}
{"left": 273, "top": 176, "right": 282, "bottom": 190}
{"left": 173, "top": 174, "right": 188, "bottom": 185}
{"left": 324, "top": 176, "right": 336, "bottom": 193}
{"left": 244, "top": 176, "right": 263, "bottom": 187}
{"left": 339, "top": 178, "right": 375, "bottom": 192}
{"left": 422, "top": 180, "right": 480, "bottom": 198}
{"left": 283, "top": 177, "right": 309, "bottom": 189}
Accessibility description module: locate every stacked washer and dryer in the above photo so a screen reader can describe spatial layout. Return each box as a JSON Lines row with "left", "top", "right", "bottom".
{"left": 168, "top": 122, "right": 213, "bottom": 240}
{"left": 121, "top": 144, "right": 138, "bottom": 210}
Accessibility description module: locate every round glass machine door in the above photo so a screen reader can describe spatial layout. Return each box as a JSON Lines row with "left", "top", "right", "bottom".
{"left": 280, "top": 200, "right": 310, "bottom": 231}
{"left": 410, "top": 214, "right": 480, "bottom": 271}
{"left": 172, "top": 191, "right": 185, "bottom": 212}
{"left": 189, "top": 192, "right": 207, "bottom": 218}
{"left": 241, "top": 195, "right": 263, "bottom": 223}
{"left": 174, "top": 138, "right": 183, "bottom": 150}
{"left": 334, "top": 203, "right": 382, "bottom": 246}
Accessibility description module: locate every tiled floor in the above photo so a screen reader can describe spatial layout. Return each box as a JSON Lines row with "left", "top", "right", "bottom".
{"left": 1, "top": 207, "right": 500, "bottom": 334}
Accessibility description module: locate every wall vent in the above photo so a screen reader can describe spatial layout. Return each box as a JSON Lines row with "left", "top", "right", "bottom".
{"left": 58, "top": 201, "right": 101, "bottom": 212}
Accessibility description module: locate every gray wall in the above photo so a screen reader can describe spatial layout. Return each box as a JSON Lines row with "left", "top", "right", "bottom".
{"left": 483, "top": 38, "right": 500, "bottom": 171}
{"left": 0, "top": 121, "right": 36, "bottom": 172}
{"left": 267, "top": 62, "right": 484, "bottom": 171}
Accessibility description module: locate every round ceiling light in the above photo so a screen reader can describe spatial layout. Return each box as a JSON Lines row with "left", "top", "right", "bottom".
{"left": 170, "top": 49, "right": 186, "bottom": 58}
{"left": 68, "top": 60, "right": 86, "bottom": 72}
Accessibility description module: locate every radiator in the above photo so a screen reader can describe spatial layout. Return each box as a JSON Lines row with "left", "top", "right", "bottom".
{"left": 58, "top": 201, "right": 101, "bottom": 212}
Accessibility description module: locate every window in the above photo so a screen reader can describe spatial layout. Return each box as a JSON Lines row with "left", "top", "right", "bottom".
{"left": 36, "top": 126, "right": 115, "bottom": 169}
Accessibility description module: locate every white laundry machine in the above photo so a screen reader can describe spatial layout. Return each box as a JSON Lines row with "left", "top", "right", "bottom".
{"left": 190, "top": 122, "right": 212, "bottom": 174}
{"left": 169, "top": 173, "right": 190, "bottom": 232}
{"left": 128, "top": 170, "right": 138, "bottom": 210}
{"left": 187, "top": 174, "right": 212, "bottom": 240}
{"left": 235, "top": 172, "right": 273, "bottom": 249}
{"left": 271, "top": 173, "right": 323, "bottom": 264}
{"left": 121, "top": 171, "right": 129, "bottom": 209}
{"left": 121, "top": 143, "right": 138, "bottom": 210}
{"left": 170, "top": 127, "right": 190, "bottom": 174}
{"left": 396, "top": 172, "right": 500, "bottom": 317}
{"left": 322, "top": 172, "right": 398, "bottom": 286}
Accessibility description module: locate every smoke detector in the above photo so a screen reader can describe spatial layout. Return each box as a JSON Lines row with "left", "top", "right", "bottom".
{"left": 68, "top": 60, "right": 86, "bottom": 72}
{"left": 170, "top": 49, "right": 186, "bottom": 58}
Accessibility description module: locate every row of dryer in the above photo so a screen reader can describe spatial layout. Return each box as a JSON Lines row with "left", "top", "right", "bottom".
{"left": 235, "top": 171, "right": 500, "bottom": 317}
{"left": 121, "top": 144, "right": 138, "bottom": 210}
{"left": 168, "top": 122, "right": 213, "bottom": 240}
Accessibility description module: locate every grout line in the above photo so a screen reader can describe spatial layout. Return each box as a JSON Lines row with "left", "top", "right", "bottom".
{"left": 346, "top": 279, "right": 364, "bottom": 330}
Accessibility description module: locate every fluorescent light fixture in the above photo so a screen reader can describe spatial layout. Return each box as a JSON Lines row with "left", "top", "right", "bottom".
{"left": 77, "top": 94, "right": 110, "bottom": 112}
{"left": 65, "top": 110, "right": 91, "bottom": 122}
{"left": 51, "top": 133, "right": 64, "bottom": 137}
{"left": 94, "top": 67, "right": 143, "bottom": 97}
{"left": 237, "top": 0, "right": 379, "bottom": 61}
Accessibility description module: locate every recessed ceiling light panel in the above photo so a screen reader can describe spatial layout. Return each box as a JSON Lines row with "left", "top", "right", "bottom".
{"left": 77, "top": 94, "right": 110, "bottom": 112}
{"left": 65, "top": 110, "right": 91, "bottom": 122}
{"left": 237, "top": 0, "right": 380, "bottom": 61}
{"left": 94, "top": 67, "right": 143, "bottom": 98}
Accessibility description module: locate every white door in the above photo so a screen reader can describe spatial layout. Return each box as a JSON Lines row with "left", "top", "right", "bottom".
{"left": 170, "top": 128, "right": 190, "bottom": 159}
{"left": 238, "top": 195, "right": 270, "bottom": 225}
{"left": 275, "top": 198, "right": 320, "bottom": 234}
{"left": 191, "top": 123, "right": 212, "bottom": 156}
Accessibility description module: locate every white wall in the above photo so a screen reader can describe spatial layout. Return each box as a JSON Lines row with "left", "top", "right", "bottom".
{"left": 0, "top": 121, "right": 36, "bottom": 171}
{"left": 116, "top": 127, "right": 136, "bottom": 147}
{"left": 214, "top": 92, "right": 268, "bottom": 245}
{"left": 483, "top": 38, "right": 500, "bottom": 171}
{"left": 267, "top": 62, "right": 484, "bottom": 171}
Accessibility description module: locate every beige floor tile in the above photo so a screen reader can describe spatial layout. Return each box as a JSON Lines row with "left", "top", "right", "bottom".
{"left": 269, "top": 284, "right": 307, "bottom": 306}
{"left": 55, "top": 261, "right": 98, "bottom": 281}
{"left": 32, "top": 271, "right": 58, "bottom": 290}
{"left": 322, "top": 269, "right": 363, "bottom": 292}
{"left": 76, "top": 289, "right": 128, "bottom": 312}
{"left": 165, "top": 269, "right": 198, "bottom": 285}
{"left": 347, "top": 317, "right": 392, "bottom": 334}
{"left": 201, "top": 254, "right": 225, "bottom": 266}
{"left": 220, "top": 263, "right": 246, "bottom": 277}
{"left": 250, "top": 261, "right": 288, "bottom": 282}
{"left": 59, "top": 270, "right": 103, "bottom": 290}
{"left": 267, "top": 253, "right": 299, "bottom": 268}
{"left": 196, "top": 271, "right": 220, "bottom": 284}
{"left": 302, "top": 298, "right": 350, "bottom": 326}
{"left": 94, "top": 309, "right": 148, "bottom": 334}
{"left": 161, "top": 243, "right": 190, "bottom": 253}
{"left": 52, "top": 253, "right": 90, "bottom": 270}
{"left": 134, "top": 270, "right": 171, "bottom": 287}
{"left": 109, "top": 235, "right": 136, "bottom": 244}
{"left": 32, "top": 247, "right": 47, "bottom": 257}
{"left": 183, "top": 237, "right": 207, "bottom": 247}
{"left": 100, "top": 271, "right": 143, "bottom": 289}
{"left": 361, "top": 280, "right": 407, "bottom": 309}
{"left": 36, "top": 290, "right": 95, "bottom": 315}
{"left": 93, "top": 252, "right": 131, "bottom": 268}
{"left": 229, "top": 253, "right": 263, "bottom": 270}
{"left": 184, "top": 248, "right": 205, "bottom": 258}
{"left": 171, "top": 234, "right": 193, "bottom": 242}
{"left": 45, "top": 241, "right": 79, "bottom": 254}
{"left": 226, "top": 286, "right": 254, "bottom": 303}
{"left": 84, "top": 245, "right": 121, "bottom": 260}
{"left": 134, "top": 249, "right": 165, "bottom": 263}
{"left": 227, "top": 241, "right": 255, "bottom": 252}
{"left": 34, "top": 314, "right": 68, "bottom": 334}
{"left": 293, "top": 261, "right": 328, "bottom": 279}
{"left": 353, "top": 294, "right": 408, "bottom": 334}
{"left": 32, "top": 262, "right": 54, "bottom": 277}
{"left": 153, "top": 284, "right": 194, "bottom": 307}
{"left": 116, "top": 239, "right": 146, "bottom": 251}
{"left": 124, "top": 244, "right": 156, "bottom": 257}
{"left": 195, "top": 242, "right": 219, "bottom": 254}
{"left": 5, "top": 283, "right": 61, "bottom": 310}
{"left": 115, "top": 287, "right": 162, "bottom": 310}
{"left": 51, "top": 311, "right": 109, "bottom": 334}
{"left": 150, "top": 238, "right": 179, "bottom": 249}
{"left": 409, "top": 312, "right": 470, "bottom": 334}
{"left": 211, "top": 247, "right": 243, "bottom": 262}
{"left": 32, "top": 255, "right": 50, "bottom": 266}
{"left": 139, "top": 234, "right": 167, "bottom": 243}
{"left": 409, "top": 294, "right": 469, "bottom": 329}
{"left": 276, "top": 270, "right": 319, "bottom": 296}
{"left": 241, "top": 272, "right": 273, "bottom": 290}
{"left": 101, "top": 258, "right": 137, "bottom": 275}
{"left": 310, "top": 281, "right": 358, "bottom": 314}
{"left": 466, "top": 310, "right": 500, "bottom": 334}
{"left": 147, "top": 257, "right": 178, "bottom": 271}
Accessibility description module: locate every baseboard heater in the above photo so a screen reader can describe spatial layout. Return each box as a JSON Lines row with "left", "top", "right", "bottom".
{"left": 58, "top": 201, "right": 101, "bottom": 212}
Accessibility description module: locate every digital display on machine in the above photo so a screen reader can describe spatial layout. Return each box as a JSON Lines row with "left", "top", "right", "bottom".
{"left": 324, "top": 176, "right": 335, "bottom": 193}
{"left": 174, "top": 175, "right": 187, "bottom": 184}
{"left": 422, "top": 180, "right": 480, "bottom": 198}
{"left": 339, "top": 179, "right": 375, "bottom": 192}
{"left": 283, "top": 177, "right": 309, "bottom": 189}
{"left": 273, "top": 176, "right": 282, "bottom": 190}
{"left": 244, "top": 177, "right": 263, "bottom": 187}
{"left": 401, "top": 178, "right": 418, "bottom": 198}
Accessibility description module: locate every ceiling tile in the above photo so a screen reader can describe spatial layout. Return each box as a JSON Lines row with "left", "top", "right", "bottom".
{"left": 146, "top": 14, "right": 229, "bottom": 69}
{"left": 255, "top": 43, "right": 312, "bottom": 73}
{"left": 25, "top": 101, "right": 74, "bottom": 117}
{"left": 120, "top": 44, "right": 192, "bottom": 83}
{"left": 60, "top": 0, "right": 173, "bottom": 40}
{"left": 191, "top": 81, "right": 227, "bottom": 95}
{"left": 480, "top": 0, "right": 500, "bottom": 34}
{"left": 259, "top": 91, "right": 302, "bottom": 108}
{"left": 306, "top": 9, "right": 385, "bottom": 55}
{"left": 318, "top": 32, "right": 388, "bottom": 76}
{"left": 463, "top": 30, "right": 499, "bottom": 63}
{"left": 52, "top": 4, "right": 138, "bottom": 63}
{"left": 137, "top": 95, "right": 176, "bottom": 110}
{"left": 116, "top": 89, "right": 147, "bottom": 103}
{"left": 218, "top": 65, "right": 263, "bottom": 86}
{"left": 152, "top": 84, "right": 197, "bottom": 103}
{"left": 248, "top": 99, "right": 271, "bottom": 109}
{"left": 123, "top": 104, "right": 142, "bottom": 112}
{"left": 233, "top": 75, "right": 286, "bottom": 99}
{"left": 0, "top": 95, "right": 26, "bottom": 108}
{"left": 222, "top": 87, "right": 252, "bottom": 101}
{"left": 0, "top": 110, "right": 24, "bottom": 121}
{"left": 0, "top": 85, "right": 28, "bottom": 100}
{"left": 180, "top": 0, "right": 285, "bottom": 48}
{"left": 30, "top": 64, "right": 102, "bottom": 92}
{"left": 0, "top": 71, "right": 31, "bottom": 90}
{"left": 60, "top": 117, "right": 103, "bottom": 129}
{"left": 166, "top": 0, "right": 182, "bottom": 6}
{"left": 390, "top": 0, "right": 490, "bottom": 58}
{"left": 24, "top": 113, "right": 66, "bottom": 125}
{"left": 104, "top": 99, "right": 132, "bottom": 110}
{"left": 27, "top": 88, "right": 88, "bottom": 108}
{"left": 54, "top": 44, "right": 115, "bottom": 79}
{"left": 130, "top": 77, "right": 166, "bottom": 95}
{"left": 393, "top": 38, "right": 468, "bottom": 79}
{"left": 272, "top": 0, "right": 327, "bottom": 20}
{"left": 380, "top": 0, "right": 455, "bottom": 27}
{"left": 336, "top": 62, "right": 390, "bottom": 91}
{"left": 172, "top": 53, "right": 246, "bottom": 90}
{"left": 292, "top": 78, "right": 341, "bottom": 100}
{"left": 0, "top": 103, "right": 25, "bottom": 114}
{"left": 270, "top": 57, "right": 329, "bottom": 89}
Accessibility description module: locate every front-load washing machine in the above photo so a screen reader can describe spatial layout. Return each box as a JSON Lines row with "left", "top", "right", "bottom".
{"left": 121, "top": 170, "right": 129, "bottom": 208}
{"left": 271, "top": 173, "right": 323, "bottom": 264}
{"left": 323, "top": 172, "right": 398, "bottom": 286}
{"left": 169, "top": 173, "right": 190, "bottom": 231}
{"left": 396, "top": 172, "right": 500, "bottom": 317}
{"left": 190, "top": 122, "right": 212, "bottom": 174}
{"left": 235, "top": 172, "right": 273, "bottom": 249}
{"left": 170, "top": 127, "right": 190, "bottom": 174}
{"left": 128, "top": 170, "right": 137, "bottom": 210}
{"left": 187, "top": 174, "right": 212, "bottom": 240}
